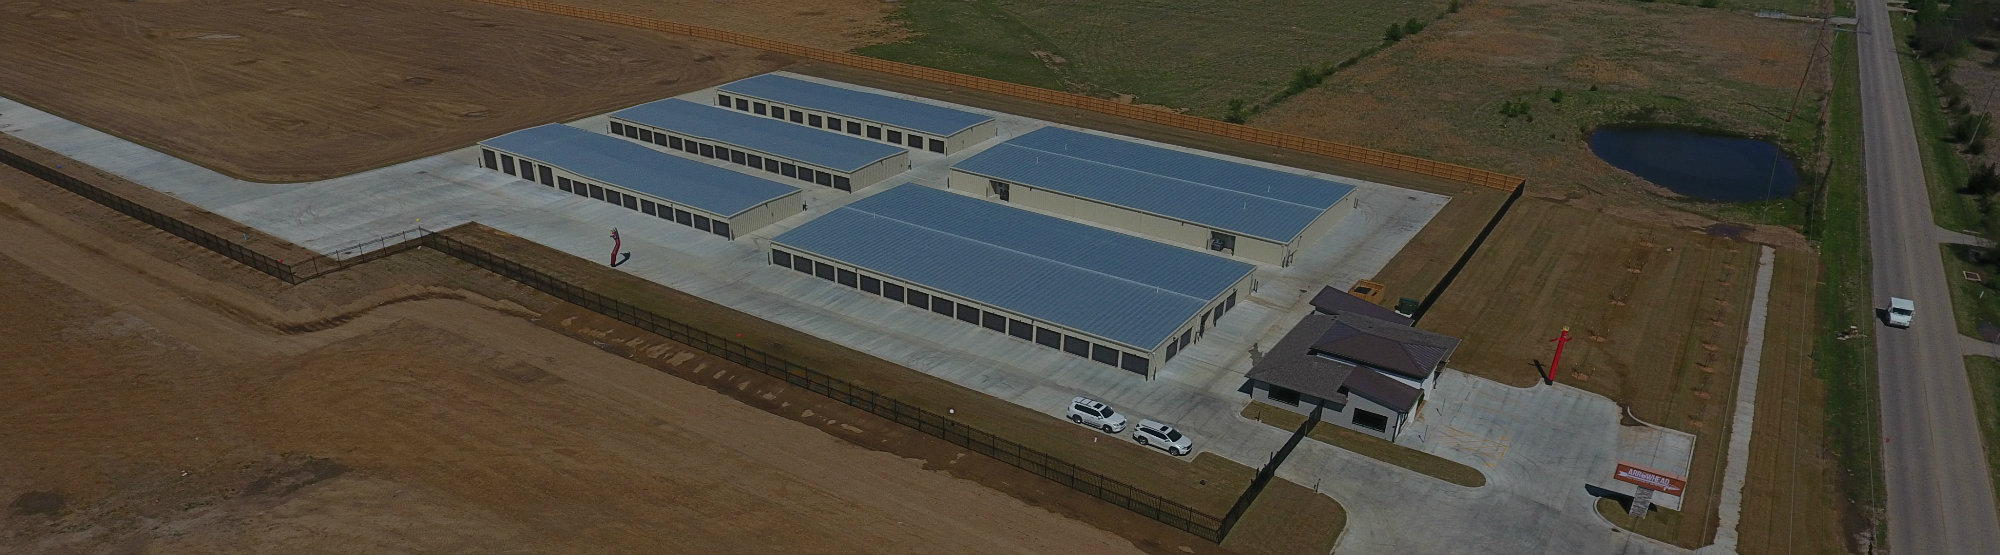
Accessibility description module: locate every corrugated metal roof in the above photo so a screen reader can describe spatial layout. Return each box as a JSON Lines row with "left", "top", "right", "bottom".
{"left": 772, "top": 185, "right": 1254, "bottom": 350}
{"left": 719, "top": 74, "right": 994, "bottom": 136}
{"left": 954, "top": 127, "right": 1358, "bottom": 243}
{"left": 480, "top": 124, "right": 800, "bottom": 218}
{"left": 612, "top": 99, "right": 906, "bottom": 173}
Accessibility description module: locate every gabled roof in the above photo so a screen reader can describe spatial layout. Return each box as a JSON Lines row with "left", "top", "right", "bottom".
{"left": 951, "top": 127, "right": 1357, "bottom": 244}
{"left": 1309, "top": 285, "right": 1413, "bottom": 325}
{"left": 1311, "top": 313, "right": 1461, "bottom": 381}
{"left": 1245, "top": 313, "right": 1354, "bottom": 404}
{"left": 479, "top": 124, "right": 801, "bottom": 218}
{"left": 718, "top": 74, "right": 995, "bottom": 136}
{"left": 771, "top": 184, "right": 1254, "bottom": 350}
{"left": 1246, "top": 313, "right": 1426, "bottom": 414}
{"left": 611, "top": 99, "right": 906, "bottom": 173}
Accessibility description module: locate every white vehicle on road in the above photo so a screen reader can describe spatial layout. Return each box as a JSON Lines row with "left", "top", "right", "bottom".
{"left": 1888, "top": 297, "right": 1914, "bottom": 328}
{"left": 1133, "top": 419, "right": 1193, "bottom": 456}
{"left": 1066, "top": 397, "right": 1127, "bottom": 433}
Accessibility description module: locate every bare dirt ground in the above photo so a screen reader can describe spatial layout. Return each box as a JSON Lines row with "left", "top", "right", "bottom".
{"left": 0, "top": 163, "right": 1143, "bottom": 553}
{"left": 545, "top": 0, "right": 902, "bottom": 50}
{"left": 0, "top": 0, "right": 790, "bottom": 182}
{"left": 1251, "top": 0, "right": 1823, "bottom": 242}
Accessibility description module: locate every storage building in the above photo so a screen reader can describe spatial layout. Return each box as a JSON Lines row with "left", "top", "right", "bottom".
{"left": 610, "top": 99, "right": 909, "bottom": 191}
{"left": 948, "top": 127, "right": 1359, "bottom": 266}
{"left": 770, "top": 184, "right": 1256, "bottom": 378}
{"left": 715, "top": 74, "right": 998, "bottom": 154}
{"left": 479, "top": 123, "right": 804, "bottom": 240}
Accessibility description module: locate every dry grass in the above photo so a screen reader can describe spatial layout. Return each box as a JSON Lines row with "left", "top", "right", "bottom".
{"left": 1220, "top": 476, "right": 1347, "bottom": 555}
{"left": 535, "top": 0, "right": 901, "bottom": 51}
{"left": 1736, "top": 249, "right": 1852, "bottom": 554}
{"left": 1251, "top": 0, "right": 1826, "bottom": 231}
{"left": 438, "top": 225, "right": 1258, "bottom": 516}
{"left": 1241, "top": 402, "right": 1486, "bottom": 488}
{"left": 1417, "top": 199, "right": 1762, "bottom": 547}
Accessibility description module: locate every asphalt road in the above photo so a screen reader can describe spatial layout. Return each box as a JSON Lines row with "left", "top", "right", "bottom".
{"left": 1856, "top": 0, "right": 2000, "bottom": 552}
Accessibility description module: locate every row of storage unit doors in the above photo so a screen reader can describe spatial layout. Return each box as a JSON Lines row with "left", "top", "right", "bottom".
{"left": 716, "top": 93, "right": 949, "bottom": 154}
{"left": 610, "top": 120, "right": 854, "bottom": 192}
{"left": 482, "top": 148, "right": 734, "bottom": 239}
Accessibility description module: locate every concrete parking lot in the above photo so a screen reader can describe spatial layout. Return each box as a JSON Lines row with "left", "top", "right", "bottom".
{"left": 0, "top": 73, "right": 1696, "bottom": 554}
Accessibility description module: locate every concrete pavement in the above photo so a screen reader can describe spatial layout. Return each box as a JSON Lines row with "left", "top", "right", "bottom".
{"left": 1, "top": 75, "right": 1707, "bottom": 554}
{"left": 1855, "top": 0, "right": 2000, "bottom": 551}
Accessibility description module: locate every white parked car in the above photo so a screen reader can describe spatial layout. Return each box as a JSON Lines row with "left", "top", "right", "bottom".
{"left": 1133, "top": 419, "right": 1194, "bottom": 456}
{"left": 1067, "top": 396, "right": 1128, "bottom": 433}
{"left": 1888, "top": 297, "right": 1914, "bottom": 328}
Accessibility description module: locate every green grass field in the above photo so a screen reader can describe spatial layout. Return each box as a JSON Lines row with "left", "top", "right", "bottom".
{"left": 1814, "top": 29, "right": 1887, "bottom": 550}
{"left": 1967, "top": 355, "right": 2000, "bottom": 513}
{"left": 854, "top": 0, "right": 1450, "bottom": 117}
{"left": 1892, "top": 17, "right": 1986, "bottom": 235}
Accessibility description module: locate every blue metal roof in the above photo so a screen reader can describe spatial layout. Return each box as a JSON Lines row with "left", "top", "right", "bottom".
{"left": 954, "top": 127, "right": 1358, "bottom": 243}
{"left": 612, "top": 99, "right": 906, "bottom": 173}
{"left": 772, "top": 185, "right": 1254, "bottom": 349}
{"left": 480, "top": 124, "right": 800, "bottom": 218}
{"left": 719, "top": 74, "right": 994, "bottom": 136}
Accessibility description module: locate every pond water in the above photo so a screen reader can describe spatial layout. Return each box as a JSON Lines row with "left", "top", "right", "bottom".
{"left": 1587, "top": 126, "right": 1800, "bottom": 202}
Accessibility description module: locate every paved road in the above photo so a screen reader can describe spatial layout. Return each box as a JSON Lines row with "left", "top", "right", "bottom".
{"left": 1855, "top": 0, "right": 2000, "bottom": 551}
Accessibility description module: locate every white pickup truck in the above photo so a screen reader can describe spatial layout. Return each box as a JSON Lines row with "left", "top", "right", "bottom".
{"left": 1887, "top": 297, "right": 1915, "bottom": 328}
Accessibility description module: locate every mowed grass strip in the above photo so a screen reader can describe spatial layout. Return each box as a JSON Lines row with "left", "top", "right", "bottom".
{"left": 1813, "top": 29, "right": 1887, "bottom": 548}
{"left": 1369, "top": 183, "right": 1511, "bottom": 305}
{"left": 1417, "top": 199, "right": 1761, "bottom": 548}
{"left": 1738, "top": 250, "right": 1852, "bottom": 554}
{"left": 1967, "top": 355, "right": 2000, "bottom": 513}
{"left": 1241, "top": 402, "right": 1485, "bottom": 487}
{"left": 1941, "top": 244, "right": 2000, "bottom": 337}
{"left": 438, "top": 225, "right": 1253, "bottom": 516}
{"left": 1219, "top": 475, "right": 1347, "bottom": 555}
{"left": 855, "top": 0, "right": 1449, "bottom": 116}
{"left": 1892, "top": 15, "right": 1984, "bottom": 235}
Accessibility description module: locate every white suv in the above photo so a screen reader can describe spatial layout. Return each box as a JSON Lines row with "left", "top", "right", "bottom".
{"left": 1133, "top": 419, "right": 1194, "bottom": 456}
{"left": 1887, "top": 297, "right": 1914, "bottom": 328}
{"left": 1067, "top": 397, "right": 1128, "bottom": 433}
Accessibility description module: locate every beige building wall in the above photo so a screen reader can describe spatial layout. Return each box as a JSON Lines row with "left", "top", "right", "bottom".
{"left": 947, "top": 169, "right": 1299, "bottom": 265}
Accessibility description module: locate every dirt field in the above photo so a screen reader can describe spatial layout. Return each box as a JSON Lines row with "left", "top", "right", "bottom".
{"left": 1735, "top": 250, "right": 1853, "bottom": 554}
{"left": 0, "top": 164, "right": 1148, "bottom": 552}
{"left": 0, "top": 0, "right": 789, "bottom": 182}
{"left": 1251, "top": 0, "right": 1825, "bottom": 234}
{"left": 1416, "top": 199, "right": 1763, "bottom": 548}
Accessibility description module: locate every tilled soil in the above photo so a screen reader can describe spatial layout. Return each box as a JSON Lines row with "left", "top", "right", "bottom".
{"left": 0, "top": 162, "right": 1141, "bottom": 552}
{"left": 0, "top": 0, "right": 790, "bottom": 182}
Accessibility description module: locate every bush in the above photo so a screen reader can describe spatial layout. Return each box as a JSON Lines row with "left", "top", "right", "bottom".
{"left": 1500, "top": 100, "right": 1533, "bottom": 119}
{"left": 1699, "top": 0, "right": 1720, "bottom": 7}
{"left": 1966, "top": 163, "right": 2000, "bottom": 195}
{"left": 1953, "top": 112, "right": 1992, "bottom": 143}
{"left": 1287, "top": 66, "right": 1325, "bottom": 95}
{"left": 1225, "top": 98, "right": 1250, "bottom": 124}
{"left": 1386, "top": 24, "right": 1405, "bottom": 42}
{"left": 1404, "top": 18, "right": 1425, "bottom": 35}
{"left": 1549, "top": 89, "right": 1565, "bottom": 104}
{"left": 1449, "top": 0, "right": 1462, "bottom": 12}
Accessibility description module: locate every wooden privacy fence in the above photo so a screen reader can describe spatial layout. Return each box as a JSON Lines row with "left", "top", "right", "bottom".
{"left": 466, "top": 0, "right": 1525, "bottom": 192}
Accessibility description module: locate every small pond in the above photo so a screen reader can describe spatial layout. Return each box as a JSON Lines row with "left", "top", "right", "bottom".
{"left": 1587, "top": 126, "right": 1800, "bottom": 202}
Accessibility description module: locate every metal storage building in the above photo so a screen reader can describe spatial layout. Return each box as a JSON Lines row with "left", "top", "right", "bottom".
{"left": 770, "top": 184, "right": 1255, "bottom": 378}
{"left": 947, "top": 127, "right": 1359, "bottom": 266}
{"left": 610, "top": 99, "right": 909, "bottom": 191}
{"left": 715, "top": 74, "right": 998, "bottom": 155}
{"left": 478, "top": 123, "right": 804, "bottom": 239}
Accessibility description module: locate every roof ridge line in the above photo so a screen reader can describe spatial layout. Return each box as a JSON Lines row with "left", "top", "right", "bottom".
{"left": 840, "top": 198, "right": 1215, "bottom": 305}
{"left": 1006, "top": 139, "right": 1328, "bottom": 212}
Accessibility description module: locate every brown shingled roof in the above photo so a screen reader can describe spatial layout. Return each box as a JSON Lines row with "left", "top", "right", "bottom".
{"left": 1311, "top": 313, "right": 1461, "bottom": 381}
{"left": 1245, "top": 313, "right": 1354, "bottom": 405}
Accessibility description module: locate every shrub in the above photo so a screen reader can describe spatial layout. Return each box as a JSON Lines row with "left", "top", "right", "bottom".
{"left": 1449, "top": 0, "right": 1462, "bottom": 12}
{"left": 1386, "top": 24, "right": 1404, "bottom": 42}
{"left": 1970, "top": 164, "right": 2000, "bottom": 195}
{"left": 1225, "top": 98, "right": 1250, "bottom": 124}
{"left": 1549, "top": 89, "right": 1565, "bottom": 104}
{"left": 1404, "top": 18, "right": 1425, "bottom": 35}
{"left": 1953, "top": 112, "right": 1992, "bottom": 143}
{"left": 1287, "top": 66, "right": 1325, "bottom": 95}
{"left": 1699, "top": 0, "right": 1720, "bottom": 7}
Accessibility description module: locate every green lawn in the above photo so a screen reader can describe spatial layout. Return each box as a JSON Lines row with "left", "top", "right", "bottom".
{"left": 1941, "top": 244, "right": 2000, "bottom": 336}
{"left": 1892, "top": 15, "right": 1986, "bottom": 234}
{"left": 1816, "top": 29, "right": 1888, "bottom": 542}
{"left": 1967, "top": 355, "right": 2000, "bottom": 513}
{"left": 854, "top": 0, "right": 1450, "bottom": 117}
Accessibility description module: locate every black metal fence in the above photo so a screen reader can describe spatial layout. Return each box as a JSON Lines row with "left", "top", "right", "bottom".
{"left": 422, "top": 233, "right": 1228, "bottom": 541}
{"left": 1, "top": 142, "right": 1230, "bottom": 542}
{"left": 1218, "top": 403, "right": 1321, "bottom": 537}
